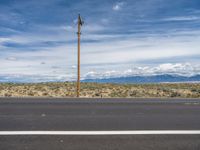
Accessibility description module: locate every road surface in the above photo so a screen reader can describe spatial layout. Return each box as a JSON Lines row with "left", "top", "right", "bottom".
{"left": 0, "top": 98, "right": 200, "bottom": 150}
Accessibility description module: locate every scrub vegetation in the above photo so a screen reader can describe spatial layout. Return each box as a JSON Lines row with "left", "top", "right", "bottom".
{"left": 0, "top": 82, "right": 200, "bottom": 98}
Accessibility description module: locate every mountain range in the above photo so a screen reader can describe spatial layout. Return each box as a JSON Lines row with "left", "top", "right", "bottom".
{"left": 83, "top": 74, "right": 200, "bottom": 84}
{"left": 1, "top": 74, "right": 200, "bottom": 83}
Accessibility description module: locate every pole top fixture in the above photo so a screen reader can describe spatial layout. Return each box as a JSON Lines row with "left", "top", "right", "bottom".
{"left": 78, "top": 14, "right": 84, "bottom": 26}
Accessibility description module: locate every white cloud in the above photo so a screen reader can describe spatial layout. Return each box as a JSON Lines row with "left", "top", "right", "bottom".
{"left": 0, "top": 38, "right": 11, "bottom": 49}
{"left": 0, "top": 23, "right": 106, "bottom": 47}
{"left": 80, "top": 31, "right": 200, "bottom": 65}
{"left": 163, "top": 16, "right": 200, "bottom": 21}
{"left": 0, "top": 37, "right": 10, "bottom": 43}
{"left": 6, "top": 57, "right": 17, "bottom": 61}
{"left": 83, "top": 63, "right": 200, "bottom": 79}
{"left": 158, "top": 63, "right": 185, "bottom": 71}
{"left": 113, "top": 2, "right": 125, "bottom": 11}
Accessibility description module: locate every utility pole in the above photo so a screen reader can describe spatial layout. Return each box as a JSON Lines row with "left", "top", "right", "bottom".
{"left": 77, "top": 14, "right": 84, "bottom": 97}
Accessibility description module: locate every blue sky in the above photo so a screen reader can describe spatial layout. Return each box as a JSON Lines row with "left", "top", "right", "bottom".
{"left": 1, "top": 0, "right": 200, "bottom": 82}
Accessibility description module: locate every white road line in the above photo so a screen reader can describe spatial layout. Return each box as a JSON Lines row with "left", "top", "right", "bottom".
{"left": 0, "top": 131, "right": 200, "bottom": 135}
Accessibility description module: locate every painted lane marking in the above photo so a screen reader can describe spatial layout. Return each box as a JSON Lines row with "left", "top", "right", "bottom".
{"left": 0, "top": 130, "right": 200, "bottom": 135}
{"left": 184, "top": 102, "right": 200, "bottom": 105}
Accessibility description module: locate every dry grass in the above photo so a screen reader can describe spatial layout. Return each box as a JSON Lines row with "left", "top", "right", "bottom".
{"left": 0, "top": 82, "right": 200, "bottom": 98}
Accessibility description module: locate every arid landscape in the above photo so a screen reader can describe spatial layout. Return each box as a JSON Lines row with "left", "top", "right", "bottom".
{"left": 0, "top": 82, "right": 200, "bottom": 98}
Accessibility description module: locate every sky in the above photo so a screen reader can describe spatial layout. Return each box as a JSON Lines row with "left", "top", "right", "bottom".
{"left": 1, "top": 0, "right": 200, "bottom": 82}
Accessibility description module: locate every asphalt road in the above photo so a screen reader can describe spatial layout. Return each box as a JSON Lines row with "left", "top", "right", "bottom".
{"left": 0, "top": 98, "right": 200, "bottom": 150}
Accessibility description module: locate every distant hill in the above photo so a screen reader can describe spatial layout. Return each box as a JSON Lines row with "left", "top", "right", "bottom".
{"left": 82, "top": 74, "right": 200, "bottom": 83}
{"left": 1, "top": 74, "right": 200, "bottom": 84}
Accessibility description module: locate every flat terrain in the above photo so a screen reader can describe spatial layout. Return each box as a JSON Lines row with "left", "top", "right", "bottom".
{"left": 1, "top": 82, "right": 200, "bottom": 98}
{"left": 0, "top": 98, "right": 200, "bottom": 150}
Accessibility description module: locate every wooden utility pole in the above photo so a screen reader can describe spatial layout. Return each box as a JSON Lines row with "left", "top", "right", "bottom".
{"left": 77, "top": 14, "right": 84, "bottom": 97}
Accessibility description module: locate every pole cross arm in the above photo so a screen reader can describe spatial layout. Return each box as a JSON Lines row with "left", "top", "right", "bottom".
{"left": 78, "top": 14, "right": 84, "bottom": 26}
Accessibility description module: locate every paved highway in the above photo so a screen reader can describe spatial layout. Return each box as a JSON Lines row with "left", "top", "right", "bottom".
{"left": 0, "top": 98, "right": 200, "bottom": 150}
